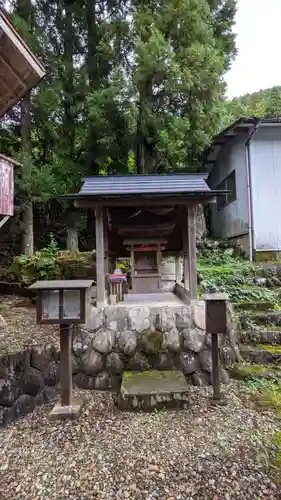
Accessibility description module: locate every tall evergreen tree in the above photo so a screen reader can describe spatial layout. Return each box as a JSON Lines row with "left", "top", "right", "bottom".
{"left": 131, "top": 0, "right": 237, "bottom": 173}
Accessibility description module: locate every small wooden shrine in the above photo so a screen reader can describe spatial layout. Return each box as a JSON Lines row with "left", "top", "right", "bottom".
{"left": 64, "top": 174, "right": 226, "bottom": 307}
{"left": 124, "top": 239, "right": 166, "bottom": 293}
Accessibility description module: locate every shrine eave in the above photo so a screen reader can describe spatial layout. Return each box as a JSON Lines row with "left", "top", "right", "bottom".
{"left": 62, "top": 173, "right": 229, "bottom": 206}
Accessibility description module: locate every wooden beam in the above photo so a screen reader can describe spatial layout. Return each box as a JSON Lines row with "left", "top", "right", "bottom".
{"left": 59, "top": 324, "right": 72, "bottom": 406}
{"left": 182, "top": 208, "right": 189, "bottom": 290}
{"left": 0, "top": 215, "right": 10, "bottom": 229}
{"left": 95, "top": 204, "right": 106, "bottom": 307}
{"left": 103, "top": 209, "right": 109, "bottom": 275}
{"left": 175, "top": 254, "right": 181, "bottom": 283}
{"left": 74, "top": 196, "right": 216, "bottom": 209}
{"left": 130, "top": 249, "right": 136, "bottom": 292}
{"left": 187, "top": 205, "right": 197, "bottom": 299}
{"left": 156, "top": 243, "right": 162, "bottom": 290}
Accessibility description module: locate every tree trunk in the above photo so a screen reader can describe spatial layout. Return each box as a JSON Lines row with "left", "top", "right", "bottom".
{"left": 67, "top": 228, "right": 79, "bottom": 252}
{"left": 22, "top": 201, "right": 34, "bottom": 255}
{"left": 21, "top": 92, "right": 34, "bottom": 256}
{"left": 63, "top": 0, "right": 75, "bottom": 155}
{"left": 136, "top": 77, "right": 155, "bottom": 174}
{"left": 66, "top": 208, "right": 80, "bottom": 252}
{"left": 86, "top": 0, "right": 100, "bottom": 174}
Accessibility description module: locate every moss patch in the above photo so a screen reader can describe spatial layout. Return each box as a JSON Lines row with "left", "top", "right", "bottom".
{"left": 230, "top": 364, "right": 277, "bottom": 380}
{"left": 235, "top": 301, "right": 275, "bottom": 311}
{"left": 255, "top": 251, "right": 281, "bottom": 262}
{"left": 257, "top": 344, "right": 281, "bottom": 354}
{"left": 139, "top": 330, "right": 163, "bottom": 354}
{"left": 123, "top": 370, "right": 173, "bottom": 382}
{"left": 121, "top": 370, "right": 187, "bottom": 396}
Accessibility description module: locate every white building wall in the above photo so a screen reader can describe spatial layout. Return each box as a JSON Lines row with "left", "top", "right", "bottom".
{"left": 208, "top": 136, "right": 249, "bottom": 239}
{"left": 250, "top": 125, "right": 281, "bottom": 250}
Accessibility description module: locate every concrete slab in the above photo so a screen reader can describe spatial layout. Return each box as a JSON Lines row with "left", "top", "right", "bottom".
{"left": 49, "top": 398, "right": 84, "bottom": 421}
{"left": 118, "top": 370, "right": 189, "bottom": 411}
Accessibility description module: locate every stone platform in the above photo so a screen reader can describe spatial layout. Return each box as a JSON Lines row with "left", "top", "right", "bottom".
{"left": 118, "top": 370, "right": 189, "bottom": 411}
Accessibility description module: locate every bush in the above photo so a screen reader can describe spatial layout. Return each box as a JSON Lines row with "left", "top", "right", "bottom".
{"left": 13, "top": 237, "right": 96, "bottom": 284}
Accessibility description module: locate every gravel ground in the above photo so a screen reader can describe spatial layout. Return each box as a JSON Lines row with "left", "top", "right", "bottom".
{"left": 0, "top": 382, "right": 280, "bottom": 500}
{"left": 0, "top": 296, "right": 58, "bottom": 354}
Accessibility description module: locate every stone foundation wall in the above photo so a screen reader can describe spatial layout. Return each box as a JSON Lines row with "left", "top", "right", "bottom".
{"left": 0, "top": 301, "right": 240, "bottom": 427}
{"left": 75, "top": 301, "right": 240, "bottom": 389}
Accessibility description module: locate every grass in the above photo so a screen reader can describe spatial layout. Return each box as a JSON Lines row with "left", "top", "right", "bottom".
{"left": 241, "top": 377, "right": 281, "bottom": 486}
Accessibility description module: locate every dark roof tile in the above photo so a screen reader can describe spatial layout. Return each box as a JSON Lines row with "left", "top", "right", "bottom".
{"left": 79, "top": 174, "right": 210, "bottom": 196}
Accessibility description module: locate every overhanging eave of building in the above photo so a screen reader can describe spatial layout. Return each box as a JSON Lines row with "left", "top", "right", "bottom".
{"left": 0, "top": 9, "right": 46, "bottom": 118}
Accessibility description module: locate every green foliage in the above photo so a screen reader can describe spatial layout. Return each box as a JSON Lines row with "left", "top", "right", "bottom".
{"left": 13, "top": 235, "right": 96, "bottom": 283}
{"left": 1, "top": 0, "right": 237, "bottom": 253}
{"left": 133, "top": 0, "right": 237, "bottom": 171}
{"left": 198, "top": 243, "right": 280, "bottom": 304}
{"left": 242, "top": 378, "right": 281, "bottom": 412}
{"left": 224, "top": 85, "right": 281, "bottom": 126}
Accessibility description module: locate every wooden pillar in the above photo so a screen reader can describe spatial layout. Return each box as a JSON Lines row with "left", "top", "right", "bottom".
{"left": 103, "top": 209, "right": 109, "bottom": 275}
{"left": 182, "top": 207, "right": 189, "bottom": 290}
{"left": 95, "top": 204, "right": 106, "bottom": 307}
{"left": 60, "top": 324, "right": 72, "bottom": 406}
{"left": 187, "top": 205, "right": 197, "bottom": 299}
{"left": 156, "top": 243, "right": 162, "bottom": 290}
{"left": 130, "top": 247, "right": 135, "bottom": 293}
{"left": 175, "top": 254, "right": 181, "bottom": 283}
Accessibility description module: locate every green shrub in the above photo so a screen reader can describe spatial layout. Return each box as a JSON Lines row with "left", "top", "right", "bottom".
{"left": 13, "top": 237, "right": 96, "bottom": 284}
{"left": 197, "top": 246, "right": 279, "bottom": 304}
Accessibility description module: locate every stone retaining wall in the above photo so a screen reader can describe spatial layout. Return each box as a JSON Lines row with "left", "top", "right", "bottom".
{"left": 0, "top": 301, "right": 240, "bottom": 427}
{"left": 0, "top": 349, "right": 58, "bottom": 426}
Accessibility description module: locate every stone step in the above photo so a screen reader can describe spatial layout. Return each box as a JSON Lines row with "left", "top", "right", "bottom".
{"left": 230, "top": 363, "right": 281, "bottom": 381}
{"left": 240, "top": 344, "right": 281, "bottom": 365}
{"left": 117, "top": 370, "right": 189, "bottom": 411}
{"left": 234, "top": 301, "right": 276, "bottom": 311}
{"left": 239, "top": 311, "right": 281, "bottom": 328}
{"left": 240, "top": 329, "right": 281, "bottom": 345}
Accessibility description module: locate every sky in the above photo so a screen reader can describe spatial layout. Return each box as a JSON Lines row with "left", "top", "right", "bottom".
{"left": 225, "top": 0, "right": 281, "bottom": 99}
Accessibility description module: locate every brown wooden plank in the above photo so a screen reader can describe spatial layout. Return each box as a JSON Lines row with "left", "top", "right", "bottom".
{"left": 59, "top": 324, "right": 72, "bottom": 406}
{"left": 74, "top": 196, "right": 216, "bottom": 208}
{"left": 182, "top": 206, "right": 189, "bottom": 290}
{"left": 187, "top": 205, "right": 197, "bottom": 299}
{"left": 103, "top": 208, "right": 109, "bottom": 275}
{"left": 95, "top": 204, "right": 106, "bottom": 307}
{"left": 175, "top": 254, "right": 181, "bottom": 283}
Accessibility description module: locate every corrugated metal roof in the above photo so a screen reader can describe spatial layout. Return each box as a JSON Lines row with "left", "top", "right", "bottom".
{"left": 79, "top": 174, "right": 211, "bottom": 196}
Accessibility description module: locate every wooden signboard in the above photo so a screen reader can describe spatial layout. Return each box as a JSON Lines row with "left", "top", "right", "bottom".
{"left": 0, "top": 155, "right": 14, "bottom": 216}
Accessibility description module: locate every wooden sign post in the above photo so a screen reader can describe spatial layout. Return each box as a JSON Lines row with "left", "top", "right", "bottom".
{"left": 205, "top": 293, "right": 229, "bottom": 406}
{"left": 29, "top": 280, "right": 93, "bottom": 420}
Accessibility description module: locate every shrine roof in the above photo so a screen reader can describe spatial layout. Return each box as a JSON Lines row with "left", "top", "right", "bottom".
{"left": 63, "top": 173, "right": 227, "bottom": 201}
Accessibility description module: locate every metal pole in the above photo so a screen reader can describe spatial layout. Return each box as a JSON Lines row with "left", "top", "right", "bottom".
{"left": 60, "top": 324, "right": 72, "bottom": 406}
